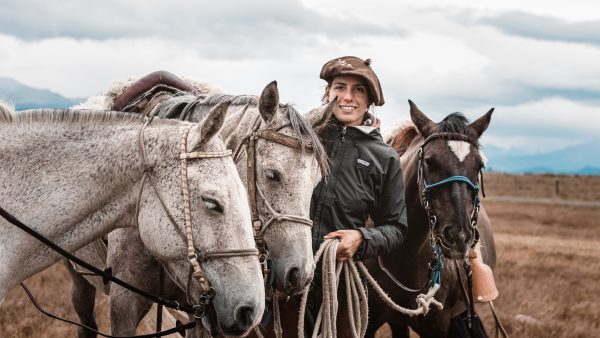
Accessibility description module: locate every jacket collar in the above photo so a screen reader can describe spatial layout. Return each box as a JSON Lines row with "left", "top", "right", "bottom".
{"left": 329, "top": 117, "right": 383, "bottom": 141}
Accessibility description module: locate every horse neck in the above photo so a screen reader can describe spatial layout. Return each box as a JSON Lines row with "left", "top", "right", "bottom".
{"left": 382, "top": 145, "right": 432, "bottom": 283}
{"left": 0, "top": 119, "right": 180, "bottom": 252}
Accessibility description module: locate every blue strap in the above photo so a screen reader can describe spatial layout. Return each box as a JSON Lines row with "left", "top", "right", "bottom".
{"left": 430, "top": 244, "right": 444, "bottom": 287}
{"left": 424, "top": 176, "right": 480, "bottom": 193}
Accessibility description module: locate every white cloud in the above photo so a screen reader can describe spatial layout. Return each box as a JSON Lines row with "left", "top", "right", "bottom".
{"left": 1, "top": 0, "right": 599, "bottom": 155}
{"left": 479, "top": 97, "right": 600, "bottom": 152}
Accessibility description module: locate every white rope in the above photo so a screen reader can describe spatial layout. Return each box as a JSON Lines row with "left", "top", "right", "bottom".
{"left": 357, "top": 261, "right": 443, "bottom": 316}
{"left": 298, "top": 239, "right": 368, "bottom": 338}
{"left": 297, "top": 239, "right": 444, "bottom": 338}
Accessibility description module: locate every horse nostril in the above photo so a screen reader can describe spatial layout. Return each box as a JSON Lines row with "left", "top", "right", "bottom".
{"left": 285, "top": 267, "right": 302, "bottom": 289}
{"left": 235, "top": 305, "right": 255, "bottom": 329}
{"left": 442, "top": 227, "right": 469, "bottom": 243}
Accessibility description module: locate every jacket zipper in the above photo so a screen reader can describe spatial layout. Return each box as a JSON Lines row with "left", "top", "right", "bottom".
{"left": 341, "top": 126, "right": 347, "bottom": 143}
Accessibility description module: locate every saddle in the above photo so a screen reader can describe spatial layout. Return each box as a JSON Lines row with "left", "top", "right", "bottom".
{"left": 111, "top": 70, "right": 201, "bottom": 114}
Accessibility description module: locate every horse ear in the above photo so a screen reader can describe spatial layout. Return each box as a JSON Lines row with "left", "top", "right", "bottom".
{"left": 409, "top": 100, "right": 434, "bottom": 137}
{"left": 188, "top": 100, "right": 231, "bottom": 150}
{"left": 258, "top": 80, "right": 279, "bottom": 124}
{"left": 469, "top": 108, "right": 494, "bottom": 138}
{"left": 304, "top": 97, "right": 336, "bottom": 131}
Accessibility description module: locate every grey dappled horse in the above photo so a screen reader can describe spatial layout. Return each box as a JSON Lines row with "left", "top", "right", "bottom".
{"left": 363, "top": 101, "right": 497, "bottom": 338}
{"left": 0, "top": 102, "right": 265, "bottom": 336}
{"left": 69, "top": 78, "right": 333, "bottom": 337}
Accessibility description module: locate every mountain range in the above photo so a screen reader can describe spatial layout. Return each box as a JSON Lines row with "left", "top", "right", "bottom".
{"left": 1, "top": 76, "right": 597, "bottom": 175}
{"left": 483, "top": 142, "right": 600, "bottom": 175}
{"left": 0, "top": 77, "right": 82, "bottom": 110}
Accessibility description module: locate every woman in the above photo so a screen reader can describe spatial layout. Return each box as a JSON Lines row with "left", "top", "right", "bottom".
{"left": 304, "top": 56, "right": 409, "bottom": 335}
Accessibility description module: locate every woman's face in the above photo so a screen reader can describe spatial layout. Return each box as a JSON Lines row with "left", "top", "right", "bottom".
{"left": 326, "top": 75, "right": 370, "bottom": 127}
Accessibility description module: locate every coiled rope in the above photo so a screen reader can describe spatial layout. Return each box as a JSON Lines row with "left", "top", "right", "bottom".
{"left": 296, "top": 239, "right": 443, "bottom": 338}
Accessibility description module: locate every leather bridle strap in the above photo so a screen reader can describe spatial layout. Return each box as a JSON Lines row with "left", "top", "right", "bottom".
{"left": 245, "top": 128, "right": 314, "bottom": 229}
{"left": 243, "top": 125, "right": 314, "bottom": 284}
{"left": 255, "top": 129, "right": 313, "bottom": 151}
{"left": 136, "top": 119, "right": 259, "bottom": 297}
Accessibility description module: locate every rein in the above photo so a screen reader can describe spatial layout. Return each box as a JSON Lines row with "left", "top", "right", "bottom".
{"left": 0, "top": 206, "right": 198, "bottom": 337}
{"left": 20, "top": 281, "right": 194, "bottom": 338}
{"left": 237, "top": 120, "right": 315, "bottom": 285}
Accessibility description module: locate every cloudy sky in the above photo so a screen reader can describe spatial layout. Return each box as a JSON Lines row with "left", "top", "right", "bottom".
{"left": 1, "top": 0, "right": 599, "bottom": 154}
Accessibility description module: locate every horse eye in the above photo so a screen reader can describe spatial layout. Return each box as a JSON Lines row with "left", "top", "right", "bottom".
{"left": 201, "top": 196, "right": 223, "bottom": 213}
{"left": 264, "top": 169, "right": 281, "bottom": 182}
{"left": 424, "top": 157, "right": 437, "bottom": 168}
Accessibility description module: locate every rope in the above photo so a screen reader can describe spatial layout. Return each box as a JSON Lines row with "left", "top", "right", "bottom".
{"left": 358, "top": 261, "right": 443, "bottom": 316}
{"left": 298, "top": 240, "right": 444, "bottom": 338}
{"left": 273, "top": 295, "right": 283, "bottom": 338}
{"left": 298, "top": 239, "right": 368, "bottom": 338}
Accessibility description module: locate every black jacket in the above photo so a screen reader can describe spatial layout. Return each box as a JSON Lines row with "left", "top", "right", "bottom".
{"left": 310, "top": 118, "right": 408, "bottom": 259}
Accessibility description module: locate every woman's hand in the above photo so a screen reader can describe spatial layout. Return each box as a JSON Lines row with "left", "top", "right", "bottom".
{"left": 324, "top": 230, "right": 364, "bottom": 261}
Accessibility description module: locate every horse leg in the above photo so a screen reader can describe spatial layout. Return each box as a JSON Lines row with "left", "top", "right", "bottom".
{"left": 65, "top": 260, "right": 99, "bottom": 338}
{"left": 389, "top": 322, "right": 410, "bottom": 338}
{"left": 107, "top": 228, "right": 158, "bottom": 335}
{"left": 109, "top": 284, "right": 153, "bottom": 336}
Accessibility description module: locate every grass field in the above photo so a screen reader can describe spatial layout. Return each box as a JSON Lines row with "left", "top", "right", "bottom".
{"left": 1, "top": 173, "right": 599, "bottom": 337}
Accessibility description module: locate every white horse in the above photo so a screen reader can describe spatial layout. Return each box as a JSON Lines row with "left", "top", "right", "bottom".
{"left": 68, "top": 76, "right": 333, "bottom": 337}
{"left": 0, "top": 102, "right": 265, "bottom": 336}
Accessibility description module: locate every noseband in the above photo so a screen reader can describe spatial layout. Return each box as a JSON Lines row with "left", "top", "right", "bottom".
{"left": 417, "top": 132, "right": 484, "bottom": 285}
{"left": 136, "top": 117, "right": 259, "bottom": 310}
{"left": 235, "top": 119, "right": 315, "bottom": 285}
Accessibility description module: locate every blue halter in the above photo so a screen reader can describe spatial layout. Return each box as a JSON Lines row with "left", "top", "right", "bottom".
{"left": 423, "top": 176, "right": 480, "bottom": 194}
{"left": 417, "top": 132, "right": 484, "bottom": 288}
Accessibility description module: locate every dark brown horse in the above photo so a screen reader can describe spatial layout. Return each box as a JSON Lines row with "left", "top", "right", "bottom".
{"left": 363, "top": 101, "right": 497, "bottom": 338}
{"left": 254, "top": 100, "right": 497, "bottom": 338}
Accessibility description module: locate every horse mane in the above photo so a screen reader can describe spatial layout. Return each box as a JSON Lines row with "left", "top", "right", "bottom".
{"left": 0, "top": 107, "right": 147, "bottom": 126}
{"left": 157, "top": 93, "right": 329, "bottom": 176}
{"left": 436, "top": 113, "right": 480, "bottom": 148}
{"left": 0, "top": 101, "right": 14, "bottom": 123}
{"left": 383, "top": 120, "right": 419, "bottom": 147}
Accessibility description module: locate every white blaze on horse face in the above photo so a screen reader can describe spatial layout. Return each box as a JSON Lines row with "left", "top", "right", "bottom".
{"left": 447, "top": 140, "right": 471, "bottom": 162}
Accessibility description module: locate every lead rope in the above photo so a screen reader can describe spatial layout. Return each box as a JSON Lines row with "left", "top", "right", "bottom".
{"left": 298, "top": 240, "right": 443, "bottom": 338}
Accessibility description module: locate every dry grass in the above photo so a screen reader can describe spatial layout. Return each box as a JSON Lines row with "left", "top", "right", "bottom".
{"left": 1, "top": 173, "right": 599, "bottom": 337}
{"left": 475, "top": 201, "right": 600, "bottom": 338}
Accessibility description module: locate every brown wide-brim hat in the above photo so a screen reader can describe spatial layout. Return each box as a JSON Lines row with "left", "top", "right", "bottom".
{"left": 320, "top": 56, "right": 385, "bottom": 106}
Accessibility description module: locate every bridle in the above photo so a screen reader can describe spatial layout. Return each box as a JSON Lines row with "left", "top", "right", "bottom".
{"left": 136, "top": 117, "right": 259, "bottom": 314}
{"left": 417, "top": 132, "right": 485, "bottom": 286}
{"left": 233, "top": 118, "right": 315, "bottom": 286}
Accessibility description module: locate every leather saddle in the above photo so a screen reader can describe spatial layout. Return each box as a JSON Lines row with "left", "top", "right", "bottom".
{"left": 111, "top": 70, "right": 200, "bottom": 116}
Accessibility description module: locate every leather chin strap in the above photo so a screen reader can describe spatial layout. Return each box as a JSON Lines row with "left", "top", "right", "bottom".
{"left": 242, "top": 122, "right": 315, "bottom": 284}
{"left": 136, "top": 117, "right": 259, "bottom": 301}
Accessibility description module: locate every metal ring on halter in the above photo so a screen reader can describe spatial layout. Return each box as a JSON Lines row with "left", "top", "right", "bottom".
{"left": 429, "top": 215, "right": 437, "bottom": 226}
{"left": 192, "top": 305, "right": 205, "bottom": 319}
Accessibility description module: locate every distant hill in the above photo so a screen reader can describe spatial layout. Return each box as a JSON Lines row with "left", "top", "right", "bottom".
{"left": 0, "top": 77, "right": 82, "bottom": 110}
{"left": 484, "top": 141, "right": 600, "bottom": 175}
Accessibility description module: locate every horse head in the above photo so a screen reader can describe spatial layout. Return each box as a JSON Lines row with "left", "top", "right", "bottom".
{"left": 233, "top": 81, "right": 333, "bottom": 296}
{"left": 408, "top": 100, "right": 493, "bottom": 259}
{"left": 136, "top": 102, "right": 264, "bottom": 336}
